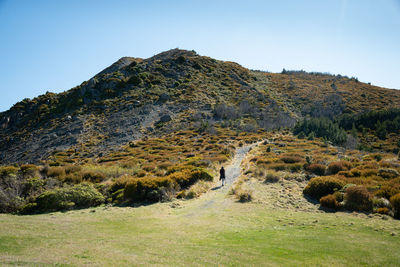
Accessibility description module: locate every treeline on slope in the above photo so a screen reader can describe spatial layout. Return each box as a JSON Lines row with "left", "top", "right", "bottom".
{"left": 293, "top": 117, "right": 347, "bottom": 145}
{"left": 293, "top": 108, "right": 400, "bottom": 151}
{"left": 338, "top": 108, "right": 400, "bottom": 139}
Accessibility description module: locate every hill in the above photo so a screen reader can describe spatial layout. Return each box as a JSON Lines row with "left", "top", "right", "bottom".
{"left": 0, "top": 49, "right": 400, "bottom": 265}
{"left": 1, "top": 49, "right": 400, "bottom": 164}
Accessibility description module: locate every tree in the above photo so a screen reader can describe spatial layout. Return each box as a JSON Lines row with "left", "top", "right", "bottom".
{"left": 376, "top": 121, "right": 387, "bottom": 140}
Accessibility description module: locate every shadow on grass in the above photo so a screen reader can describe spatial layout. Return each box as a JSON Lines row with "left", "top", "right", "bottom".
{"left": 211, "top": 185, "right": 223, "bottom": 191}
{"left": 303, "top": 194, "right": 320, "bottom": 205}
{"left": 17, "top": 201, "right": 157, "bottom": 216}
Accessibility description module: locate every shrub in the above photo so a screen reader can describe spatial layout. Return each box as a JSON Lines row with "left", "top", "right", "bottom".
{"left": 189, "top": 169, "right": 213, "bottom": 182}
{"left": 269, "top": 163, "right": 287, "bottom": 171}
{"left": 376, "top": 207, "right": 390, "bottom": 215}
{"left": 280, "top": 155, "right": 303, "bottom": 163}
{"left": 350, "top": 168, "right": 362, "bottom": 177}
{"left": 265, "top": 172, "right": 280, "bottom": 183}
{"left": 390, "top": 193, "right": 400, "bottom": 219}
{"left": 236, "top": 188, "right": 252, "bottom": 202}
{"left": 124, "top": 177, "right": 178, "bottom": 202}
{"left": 360, "top": 169, "right": 378, "bottom": 177}
{"left": 333, "top": 191, "right": 344, "bottom": 202}
{"left": 23, "top": 177, "right": 45, "bottom": 196}
{"left": 46, "top": 167, "right": 66, "bottom": 178}
{"left": 378, "top": 168, "right": 399, "bottom": 179}
{"left": 184, "top": 190, "right": 196, "bottom": 199}
{"left": 256, "top": 158, "right": 272, "bottom": 165}
{"left": 184, "top": 180, "right": 211, "bottom": 199}
{"left": 297, "top": 132, "right": 306, "bottom": 139}
{"left": 344, "top": 186, "right": 373, "bottom": 212}
{"left": 373, "top": 198, "right": 391, "bottom": 210}
{"left": 81, "top": 171, "right": 106, "bottom": 183}
{"left": 305, "top": 164, "right": 326, "bottom": 176}
{"left": 136, "top": 170, "right": 146, "bottom": 177}
{"left": 303, "top": 176, "right": 345, "bottom": 200}
{"left": 0, "top": 187, "right": 24, "bottom": 213}
{"left": 168, "top": 168, "right": 212, "bottom": 188}
{"left": 65, "top": 165, "right": 82, "bottom": 174}
{"left": 123, "top": 168, "right": 213, "bottom": 202}
{"left": 63, "top": 173, "right": 83, "bottom": 184}
{"left": 110, "top": 176, "right": 132, "bottom": 193}
{"left": 158, "top": 162, "right": 173, "bottom": 170}
{"left": 375, "top": 185, "right": 400, "bottom": 199}
{"left": 142, "top": 164, "right": 156, "bottom": 172}
{"left": 288, "top": 163, "right": 303, "bottom": 173}
{"left": 327, "top": 161, "right": 352, "bottom": 174}
{"left": 0, "top": 166, "right": 18, "bottom": 177}
{"left": 19, "top": 164, "right": 38, "bottom": 177}
{"left": 27, "top": 183, "right": 105, "bottom": 213}
{"left": 320, "top": 194, "right": 340, "bottom": 210}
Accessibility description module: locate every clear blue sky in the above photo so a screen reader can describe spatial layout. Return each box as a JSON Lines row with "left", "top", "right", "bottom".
{"left": 1, "top": 0, "right": 399, "bottom": 112}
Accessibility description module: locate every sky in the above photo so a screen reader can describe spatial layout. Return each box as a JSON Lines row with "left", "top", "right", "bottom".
{"left": 0, "top": 0, "right": 399, "bottom": 112}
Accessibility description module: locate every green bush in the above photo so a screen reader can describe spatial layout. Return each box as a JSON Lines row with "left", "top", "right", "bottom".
{"left": 305, "top": 163, "right": 326, "bottom": 176}
{"left": 23, "top": 177, "right": 45, "bottom": 196}
{"left": 122, "top": 168, "right": 212, "bottom": 202}
{"left": 320, "top": 194, "right": 340, "bottom": 210}
{"left": 0, "top": 166, "right": 18, "bottom": 177}
{"left": 19, "top": 164, "right": 38, "bottom": 177}
{"left": 124, "top": 177, "right": 177, "bottom": 202}
{"left": 27, "top": 183, "right": 105, "bottom": 213}
{"left": 390, "top": 193, "right": 400, "bottom": 219}
{"left": 303, "top": 176, "right": 345, "bottom": 200}
{"left": 0, "top": 188, "right": 24, "bottom": 213}
{"left": 111, "top": 189, "right": 124, "bottom": 204}
{"left": 344, "top": 186, "right": 373, "bottom": 212}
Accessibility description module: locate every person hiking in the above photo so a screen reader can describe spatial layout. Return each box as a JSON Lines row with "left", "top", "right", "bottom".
{"left": 220, "top": 166, "right": 226, "bottom": 186}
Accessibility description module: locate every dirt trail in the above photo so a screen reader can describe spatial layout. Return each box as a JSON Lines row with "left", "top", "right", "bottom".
{"left": 222, "top": 144, "right": 255, "bottom": 187}
{"left": 180, "top": 143, "right": 257, "bottom": 215}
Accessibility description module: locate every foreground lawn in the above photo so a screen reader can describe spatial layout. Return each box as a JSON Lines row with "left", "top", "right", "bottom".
{"left": 1, "top": 192, "right": 400, "bottom": 266}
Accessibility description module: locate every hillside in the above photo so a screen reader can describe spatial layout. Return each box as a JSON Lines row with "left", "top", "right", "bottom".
{"left": 1, "top": 54, "right": 400, "bottom": 265}
{"left": 1, "top": 49, "right": 399, "bottom": 164}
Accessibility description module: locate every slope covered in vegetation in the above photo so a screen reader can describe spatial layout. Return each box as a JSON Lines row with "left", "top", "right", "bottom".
{"left": 1, "top": 49, "right": 399, "bottom": 164}
{"left": 0, "top": 49, "right": 400, "bottom": 218}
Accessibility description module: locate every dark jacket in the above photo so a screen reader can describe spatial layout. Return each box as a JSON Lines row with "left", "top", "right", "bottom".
{"left": 219, "top": 167, "right": 225, "bottom": 180}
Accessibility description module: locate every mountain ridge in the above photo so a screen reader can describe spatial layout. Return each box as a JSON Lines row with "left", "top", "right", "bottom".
{"left": 1, "top": 49, "right": 400, "bottom": 164}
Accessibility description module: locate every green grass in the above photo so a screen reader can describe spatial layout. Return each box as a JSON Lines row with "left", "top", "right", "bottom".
{"left": 1, "top": 192, "right": 400, "bottom": 266}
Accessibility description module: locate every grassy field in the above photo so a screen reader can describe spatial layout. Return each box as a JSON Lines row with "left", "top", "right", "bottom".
{"left": 1, "top": 187, "right": 400, "bottom": 266}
